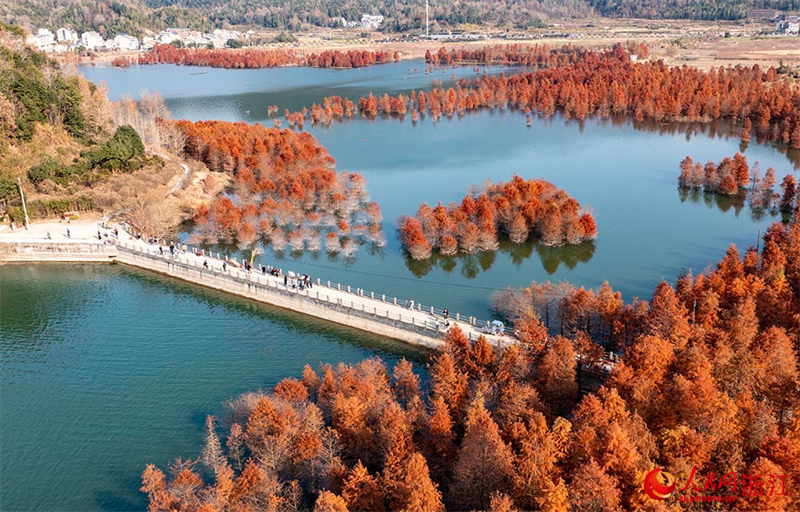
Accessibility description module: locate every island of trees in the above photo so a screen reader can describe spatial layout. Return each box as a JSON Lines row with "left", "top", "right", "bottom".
{"left": 398, "top": 176, "right": 597, "bottom": 261}
{"left": 137, "top": 45, "right": 398, "bottom": 69}
{"left": 678, "top": 154, "right": 798, "bottom": 214}
{"left": 175, "top": 120, "right": 384, "bottom": 255}
{"left": 143, "top": 212, "right": 799, "bottom": 512}
{"left": 424, "top": 42, "right": 649, "bottom": 67}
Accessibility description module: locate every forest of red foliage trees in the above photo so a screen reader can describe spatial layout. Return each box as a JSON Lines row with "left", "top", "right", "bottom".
{"left": 678, "top": 153, "right": 798, "bottom": 213}
{"left": 173, "top": 120, "right": 384, "bottom": 254}
{"left": 423, "top": 42, "right": 649, "bottom": 67}
{"left": 144, "top": 211, "right": 799, "bottom": 512}
{"left": 398, "top": 176, "right": 597, "bottom": 260}
{"left": 137, "top": 45, "right": 398, "bottom": 69}
{"left": 338, "top": 44, "right": 800, "bottom": 149}
{"left": 305, "top": 50, "right": 398, "bottom": 69}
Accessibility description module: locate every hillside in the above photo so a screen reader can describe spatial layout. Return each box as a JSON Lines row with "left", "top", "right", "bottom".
{"left": 0, "top": 0, "right": 210, "bottom": 39}
{"left": 4, "top": 0, "right": 800, "bottom": 36}
{"left": 0, "top": 23, "right": 215, "bottom": 234}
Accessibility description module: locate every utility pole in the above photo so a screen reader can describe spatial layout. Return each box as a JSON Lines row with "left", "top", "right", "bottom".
{"left": 17, "top": 177, "right": 30, "bottom": 230}
{"left": 425, "top": 0, "right": 429, "bottom": 38}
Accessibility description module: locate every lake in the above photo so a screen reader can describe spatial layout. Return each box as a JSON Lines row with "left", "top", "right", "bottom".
{"left": 1, "top": 58, "right": 796, "bottom": 512}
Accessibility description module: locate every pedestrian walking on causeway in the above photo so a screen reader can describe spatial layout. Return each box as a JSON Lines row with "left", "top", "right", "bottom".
{"left": 97, "top": 230, "right": 102, "bottom": 240}
{"left": 284, "top": 275, "right": 288, "bottom": 286}
{"left": 114, "top": 227, "right": 118, "bottom": 237}
{"left": 46, "top": 232, "right": 51, "bottom": 240}
{"left": 203, "top": 260, "right": 209, "bottom": 270}
{"left": 408, "top": 299, "right": 414, "bottom": 310}
{"left": 443, "top": 308, "right": 449, "bottom": 319}
{"left": 66, "top": 228, "right": 70, "bottom": 238}
{"left": 222, "top": 261, "right": 227, "bottom": 272}
{"left": 170, "top": 244, "right": 175, "bottom": 255}
{"left": 159, "top": 246, "right": 163, "bottom": 255}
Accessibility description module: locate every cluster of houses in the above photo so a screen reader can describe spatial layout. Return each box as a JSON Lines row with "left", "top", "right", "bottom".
{"left": 26, "top": 28, "right": 137, "bottom": 53}
{"left": 336, "top": 14, "right": 385, "bottom": 30}
{"left": 774, "top": 14, "right": 800, "bottom": 35}
{"left": 146, "top": 28, "right": 252, "bottom": 49}
{"left": 25, "top": 27, "right": 251, "bottom": 54}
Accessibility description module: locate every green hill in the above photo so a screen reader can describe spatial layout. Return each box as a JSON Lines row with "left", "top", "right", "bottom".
{"left": 0, "top": 22, "right": 155, "bottom": 223}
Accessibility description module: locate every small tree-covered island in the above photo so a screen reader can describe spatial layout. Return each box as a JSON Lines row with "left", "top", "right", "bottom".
{"left": 1, "top": 8, "right": 799, "bottom": 512}
{"left": 399, "top": 176, "right": 597, "bottom": 260}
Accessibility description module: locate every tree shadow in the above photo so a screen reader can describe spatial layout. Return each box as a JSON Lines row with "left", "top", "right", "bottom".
{"left": 402, "top": 235, "right": 596, "bottom": 278}
{"left": 677, "top": 187, "right": 782, "bottom": 221}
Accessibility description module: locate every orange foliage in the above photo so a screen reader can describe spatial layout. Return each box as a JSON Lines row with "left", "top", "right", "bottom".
{"left": 377, "top": 44, "right": 800, "bottom": 147}
{"left": 139, "top": 45, "right": 397, "bottom": 70}
{"left": 679, "top": 153, "right": 797, "bottom": 214}
{"left": 139, "top": 44, "right": 302, "bottom": 68}
{"left": 400, "top": 175, "right": 596, "bottom": 259}
{"left": 173, "top": 119, "right": 385, "bottom": 253}
{"left": 306, "top": 50, "right": 395, "bottom": 68}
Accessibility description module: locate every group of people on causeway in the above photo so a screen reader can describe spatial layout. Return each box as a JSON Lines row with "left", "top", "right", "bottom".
{"left": 143, "top": 234, "right": 318, "bottom": 292}
{"left": 123, "top": 230, "right": 465, "bottom": 333}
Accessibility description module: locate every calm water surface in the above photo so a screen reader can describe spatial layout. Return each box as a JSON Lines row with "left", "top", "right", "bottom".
{"left": 0, "top": 264, "right": 421, "bottom": 512}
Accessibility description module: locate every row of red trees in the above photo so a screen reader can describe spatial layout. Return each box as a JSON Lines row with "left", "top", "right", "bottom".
{"left": 398, "top": 176, "right": 597, "bottom": 260}
{"left": 423, "top": 42, "right": 648, "bottom": 67}
{"left": 283, "top": 94, "right": 403, "bottom": 127}
{"left": 351, "top": 44, "right": 800, "bottom": 147}
{"left": 139, "top": 44, "right": 302, "bottom": 68}
{"left": 173, "top": 120, "right": 384, "bottom": 254}
{"left": 305, "top": 50, "right": 399, "bottom": 68}
{"left": 138, "top": 44, "right": 398, "bottom": 70}
{"left": 678, "top": 154, "right": 797, "bottom": 213}
{"left": 144, "top": 214, "right": 800, "bottom": 512}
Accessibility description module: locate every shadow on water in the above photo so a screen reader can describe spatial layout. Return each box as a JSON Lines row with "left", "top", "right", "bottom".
{"left": 403, "top": 235, "right": 596, "bottom": 278}
{"left": 188, "top": 231, "right": 388, "bottom": 270}
{"left": 113, "top": 264, "right": 431, "bottom": 363}
{"left": 677, "top": 187, "right": 782, "bottom": 222}
{"left": 598, "top": 114, "right": 800, "bottom": 169}
{"left": 96, "top": 477, "right": 145, "bottom": 512}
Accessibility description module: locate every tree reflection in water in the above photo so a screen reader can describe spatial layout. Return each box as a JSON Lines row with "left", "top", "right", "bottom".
{"left": 404, "top": 234, "right": 596, "bottom": 278}
{"left": 677, "top": 187, "right": 783, "bottom": 222}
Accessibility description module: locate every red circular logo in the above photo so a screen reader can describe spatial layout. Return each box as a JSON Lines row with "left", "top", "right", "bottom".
{"left": 644, "top": 468, "right": 676, "bottom": 500}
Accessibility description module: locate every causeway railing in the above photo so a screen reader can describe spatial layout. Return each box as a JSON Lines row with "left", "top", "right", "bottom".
{"left": 117, "top": 241, "right": 490, "bottom": 341}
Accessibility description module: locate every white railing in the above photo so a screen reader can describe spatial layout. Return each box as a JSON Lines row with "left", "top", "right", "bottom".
{"left": 115, "top": 242, "right": 482, "bottom": 338}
